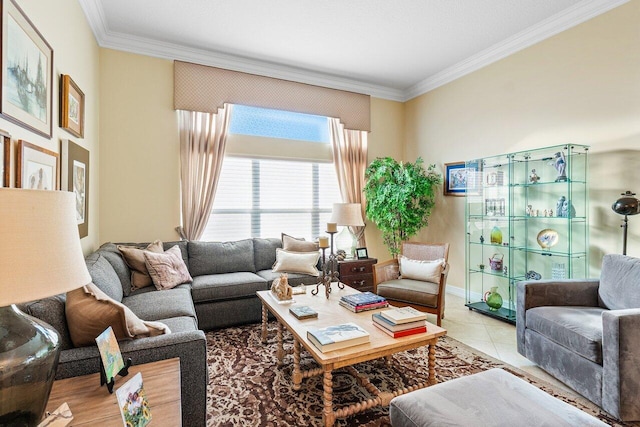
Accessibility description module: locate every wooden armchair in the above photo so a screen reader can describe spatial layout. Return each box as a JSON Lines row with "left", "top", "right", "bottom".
{"left": 373, "top": 242, "right": 450, "bottom": 326}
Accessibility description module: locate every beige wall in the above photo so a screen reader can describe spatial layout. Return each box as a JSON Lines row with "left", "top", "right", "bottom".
{"left": 405, "top": 1, "right": 640, "bottom": 289}
{"left": 99, "top": 49, "right": 181, "bottom": 243}
{"left": 2, "top": 0, "right": 100, "bottom": 254}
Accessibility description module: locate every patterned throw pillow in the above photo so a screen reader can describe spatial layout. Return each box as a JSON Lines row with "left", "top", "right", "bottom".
{"left": 117, "top": 240, "right": 164, "bottom": 290}
{"left": 144, "top": 245, "right": 193, "bottom": 290}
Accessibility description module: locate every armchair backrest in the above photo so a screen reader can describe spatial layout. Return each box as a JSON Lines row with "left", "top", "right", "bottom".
{"left": 599, "top": 254, "right": 640, "bottom": 309}
{"left": 401, "top": 242, "right": 450, "bottom": 263}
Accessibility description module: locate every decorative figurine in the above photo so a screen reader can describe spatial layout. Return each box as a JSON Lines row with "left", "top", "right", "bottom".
{"left": 529, "top": 169, "right": 540, "bottom": 183}
{"left": 490, "top": 226, "right": 503, "bottom": 245}
{"left": 556, "top": 196, "right": 565, "bottom": 217}
{"left": 549, "top": 209, "right": 553, "bottom": 217}
{"left": 526, "top": 205, "right": 533, "bottom": 216}
{"left": 526, "top": 270, "right": 542, "bottom": 280}
{"left": 479, "top": 235, "right": 485, "bottom": 244}
{"left": 271, "top": 273, "right": 292, "bottom": 301}
{"left": 503, "top": 265, "right": 508, "bottom": 276}
{"left": 543, "top": 209, "right": 548, "bottom": 217}
{"left": 561, "top": 199, "right": 576, "bottom": 218}
{"left": 552, "top": 151, "right": 567, "bottom": 182}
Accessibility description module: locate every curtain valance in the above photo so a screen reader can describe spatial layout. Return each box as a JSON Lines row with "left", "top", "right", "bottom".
{"left": 174, "top": 61, "right": 370, "bottom": 131}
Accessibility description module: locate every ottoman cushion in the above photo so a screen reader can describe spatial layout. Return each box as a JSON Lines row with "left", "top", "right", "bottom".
{"left": 389, "top": 368, "right": 606, "bottom": 427}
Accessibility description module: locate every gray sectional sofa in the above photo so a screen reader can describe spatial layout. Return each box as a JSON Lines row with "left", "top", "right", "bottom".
{"left": 20, "top": 237, "right": 319, "bottom": 427}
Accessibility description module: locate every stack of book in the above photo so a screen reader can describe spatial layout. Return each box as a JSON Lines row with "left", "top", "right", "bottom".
{"left": 307, "top": 322, "right": 370, "bottom": 352}
{"left": 339, "top": 292, "right": 388, "bottom": 313}
{"left": 372, "top": 307, "right": 428, "bottom": 338}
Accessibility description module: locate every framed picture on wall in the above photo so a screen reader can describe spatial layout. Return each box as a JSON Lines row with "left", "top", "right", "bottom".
{"left": 61, "top": 139, "right": 89, "bottom": 238}
{"left": 16, "top": 140, "right": 59, "bottom": 190}
{"left": 60, "top": 74, "right": 85, "bottom": 138}
{"left": 0, "top": 132, "right": 9, "bottom": 187}
{"left": 444, "top": 161, "right": 480, "bottom": 196}
{"left": 1, "top": 0, "right": 54, "bottom": 138}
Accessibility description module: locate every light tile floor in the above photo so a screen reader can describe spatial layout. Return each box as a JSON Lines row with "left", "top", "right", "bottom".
{"left": 436, "top": 292, "right": 573, "bottom": 392}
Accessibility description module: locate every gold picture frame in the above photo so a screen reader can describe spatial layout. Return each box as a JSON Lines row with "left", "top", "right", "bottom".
{"left": 60, "top": 74, "right": 85, "bottom": 138}
{"left": 1, "top": 0, "right": 54, "bottom": 138}
{"left": 16, "top": 140, "right": 59, "bottom": 190}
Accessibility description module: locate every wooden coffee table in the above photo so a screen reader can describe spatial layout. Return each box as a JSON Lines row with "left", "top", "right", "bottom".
{"left": 257, "top": 285, "right": 446, "bottom": 427}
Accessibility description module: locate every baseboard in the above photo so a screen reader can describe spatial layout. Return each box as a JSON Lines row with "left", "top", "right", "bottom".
{"left": 446, "top": 285, "right": 483, "bottom": 303}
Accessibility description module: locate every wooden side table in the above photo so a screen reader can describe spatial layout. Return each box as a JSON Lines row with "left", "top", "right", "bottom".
{"left": 338, "top": 258, "right": 377, "bottom": 292}
{"left": 46, "top": 358, "right": 181, "bottom": 426}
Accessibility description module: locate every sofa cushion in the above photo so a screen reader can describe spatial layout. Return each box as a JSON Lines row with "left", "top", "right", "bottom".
{"left": 256, "top": 270, "right": 316, "bottom": 287}
{"left": 123, "top": 287, "right": 196, "bottom": 322}
{"left": 526, "top": 306, "right": 605, "bottom": 364}
{"left": 118, "top": 240, "right": 164, "bottom": 290}
{"left": 253, "top": 238, "right": 281, "bottom": 271}
{"left": 19, "top": 295, "right": 74, "bottom": 351}
{"left": 599, "top": 254, "right": 640, "bottom": 310}
{"left": 97, "top": 247, "right": 133, "bottom": 296}
{"left": 282, "top": 233, "right": 319, "bottom": 252}
{"left": 399, "top": 255, "right": 445, "bottom": 283}
{"left": 272, "top": 248, "right": 320, "bottom": 276}
{"left": 377, "top": 279, "right": 439, "bottom": 308}
{"left": 188, "top": 239, "right": 255, "bottom": 276}
{"left": 66, "top": 283, "right": 170, "bottom": 347}
{"left": 191, "top": 272, "right": 268, "bottom": 302}
{"left": 85, "top": 253, "right": 123, "bottom": 302}
{"left": 144, "top": 245, "right": 193, "bottom": 290}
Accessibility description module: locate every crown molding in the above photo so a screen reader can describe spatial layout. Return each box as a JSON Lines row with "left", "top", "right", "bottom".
{"left": 404, "top": 0, "right": 629, "bottom": 100}
{"left": 80, "top": 0, "right": 627, "bottom": 102}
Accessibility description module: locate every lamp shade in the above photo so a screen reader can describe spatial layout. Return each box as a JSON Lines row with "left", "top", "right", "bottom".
{"left": 612, "top": 191, "right": 640, "bottom": 216}
{"left": 0, "top": 189, "right": 91, "bottom": 306}
{"left": 330, "top": 203, "right": 365, "bottom": 227}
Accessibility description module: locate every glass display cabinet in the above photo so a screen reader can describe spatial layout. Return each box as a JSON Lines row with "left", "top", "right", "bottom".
{"left": 465, "top": 144, "right": 589, "bottom": 323}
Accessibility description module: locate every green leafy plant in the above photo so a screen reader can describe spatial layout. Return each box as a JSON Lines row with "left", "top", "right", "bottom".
{"left": 364, "top": 157, "right": 442, "bottom": 257}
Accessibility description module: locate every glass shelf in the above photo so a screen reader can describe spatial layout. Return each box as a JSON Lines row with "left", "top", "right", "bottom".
{"left": 465, "top": 144, "right": 589, "bottom": 324}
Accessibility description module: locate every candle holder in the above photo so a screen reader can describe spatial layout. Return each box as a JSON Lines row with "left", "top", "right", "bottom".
{"left": 312, "top": 230, "right": 343, "bottom": 298}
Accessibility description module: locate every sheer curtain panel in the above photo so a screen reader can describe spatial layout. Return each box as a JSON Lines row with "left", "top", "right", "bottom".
{"left": 329, "top": 117, "right": 368, "bottom": 247}
{"left": 177, "top": 105, "right": 232, "bottom": 240}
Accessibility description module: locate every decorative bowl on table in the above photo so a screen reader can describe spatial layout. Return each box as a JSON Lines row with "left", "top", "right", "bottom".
{"left": 536, "top": 229, "right": 559, "bottom": 249}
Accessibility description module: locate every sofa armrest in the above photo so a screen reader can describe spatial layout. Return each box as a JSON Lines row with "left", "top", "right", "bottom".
{"left": 602, "top": 308, "right": 640, "bottom": 421}
{"left": 57, "top": 329, "right": 207, "bottom": 427}
{"left": 516, "top": 279, "right": 600, "bottom": 355}
{"left": 373, "top": 259, "right": 399, "bottom": 293}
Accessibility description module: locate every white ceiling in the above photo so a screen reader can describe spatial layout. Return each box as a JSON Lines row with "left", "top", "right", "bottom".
{"left": 79, "top": 0, "right": 627, "bottom": 101}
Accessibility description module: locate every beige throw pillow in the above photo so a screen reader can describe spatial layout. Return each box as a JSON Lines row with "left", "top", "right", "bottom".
{"left": 117, "top": 240, "right": 164, "bottom": 290}
{"left": 144, "top": 245, "right": 193, "bottom": 290}
{"left": 282, "top": 233, "right": 319, "bottom": 252}
{"left": 272, "top": 248, "right": 320, "bottom": 277}
{"left": 399, "top": 256, "right": 446, "bottom": 283}
{"left": 66, "top": 283, "right": 170, "bottom": 347}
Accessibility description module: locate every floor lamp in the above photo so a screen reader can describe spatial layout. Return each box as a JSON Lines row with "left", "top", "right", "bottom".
{"left": 0, "top": 189, "right": 91, "bottom": 426}
{"left": 611, "top": 190, "right": 640, "bottom": 255}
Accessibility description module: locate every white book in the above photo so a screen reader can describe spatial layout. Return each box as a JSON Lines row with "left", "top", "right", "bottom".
{"left": 379, "top": 307, "right": 427, "bottom": 324}
{"left": 307, "top": 322, "right": 370, "bottom": 352}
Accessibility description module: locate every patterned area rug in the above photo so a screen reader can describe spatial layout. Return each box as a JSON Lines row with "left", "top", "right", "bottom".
{"left": 205, "top": 322, "right": 634, "bottom": 426}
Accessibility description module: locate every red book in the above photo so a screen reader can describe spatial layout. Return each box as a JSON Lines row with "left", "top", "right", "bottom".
{"left": 373, "top": 322, "right": 427, "bottom": 338}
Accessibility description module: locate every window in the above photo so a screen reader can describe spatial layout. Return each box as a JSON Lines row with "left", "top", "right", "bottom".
{"left": 200, "top": 105, "right": 341, "bottom": 242}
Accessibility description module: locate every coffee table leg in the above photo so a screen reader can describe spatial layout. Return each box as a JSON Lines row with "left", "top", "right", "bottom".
{"left": 323, "top": 369, "right": 335, "bottom": 427}
{"left": 428, "top": 339, "right": 437, "bottom": 385}
{"left": 292, "top": 339, "right": 302, "bottom": 390}
{"left": 261, "top": 303, "right": 268, "bottom": 343}
{"left": 276, "top": 322, "right": 285, "bottom": 366}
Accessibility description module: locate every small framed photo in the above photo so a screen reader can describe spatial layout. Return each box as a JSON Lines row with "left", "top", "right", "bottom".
{"left": 61, "top": 139, "right": 89, "bottom": 238}
{"left": 16, "top": 140, "right": 59, "bottom": 190}
{"left": 60, "top": 74, "right": 85, "bottom": 138}
{"left": 356, "top": 247, "right": 368, "bottom": 259}
{"left": 116, "top": 372, "right": 152, "bottom": 427}
{"left": 95, "top": 326, "right": 124, "bottom": 385}
{"left": 444, "top": 161, "right": 480, "bottom": 196}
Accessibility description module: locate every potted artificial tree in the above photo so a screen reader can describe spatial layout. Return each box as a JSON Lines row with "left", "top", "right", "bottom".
{"left": 364, "top": 157, "right": 442, "bottom": 257}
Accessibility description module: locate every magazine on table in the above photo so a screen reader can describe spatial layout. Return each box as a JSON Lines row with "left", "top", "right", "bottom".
{"left": 379, "top": 306, "right": 427, "bottom": 324}
{"left": 307, "top": 322, "right": 370, "bottom": 352}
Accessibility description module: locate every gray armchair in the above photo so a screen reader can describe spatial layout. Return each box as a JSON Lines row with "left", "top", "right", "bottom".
{"left": 517, "top": 254, "right": 640, "bottom": 421}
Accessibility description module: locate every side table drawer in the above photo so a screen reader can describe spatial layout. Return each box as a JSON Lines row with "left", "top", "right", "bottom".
{"left": 341, "top": 273, "right": 374, "bottom": 292}
{"left": 340, "top": 260, "right": 374, "bottom": 275}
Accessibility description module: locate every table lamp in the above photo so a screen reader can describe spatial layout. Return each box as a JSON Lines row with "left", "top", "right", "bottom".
{"left": 611, "top": 190, "right": 640, "bottom": 255}
{"left": 0, "top": 189, "right": 91, "bottom": 426}
{"left": 330, "top": 203, "right": 365, "bottom": 258}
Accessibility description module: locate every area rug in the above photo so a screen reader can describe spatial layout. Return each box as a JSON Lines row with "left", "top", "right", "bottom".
{"left": 205, "top": 322, "right": 634, "bottom": 426}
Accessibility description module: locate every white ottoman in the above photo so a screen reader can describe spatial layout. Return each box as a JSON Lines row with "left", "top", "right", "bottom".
{"left": 389, "top": 368, "right": 607, "bottom": 426}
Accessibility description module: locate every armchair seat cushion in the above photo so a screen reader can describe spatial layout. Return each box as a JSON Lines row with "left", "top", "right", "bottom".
{"left": 526, "top": 306, "right": 605, "bottom": 364}
{"left": 377, "top": 278, "right": 439, "bottom": 308}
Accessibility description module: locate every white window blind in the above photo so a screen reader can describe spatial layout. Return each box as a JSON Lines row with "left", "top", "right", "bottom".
{"left": 201, "top": 157, "right": 341, "bottom": 242}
